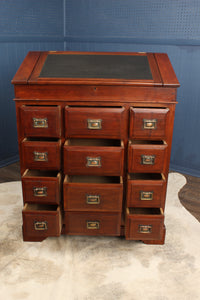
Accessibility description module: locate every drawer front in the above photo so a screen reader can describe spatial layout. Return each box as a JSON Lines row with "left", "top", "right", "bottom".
{"left": 21, "top": 106, "right": 61, "bottom": 138}
{"left": 64, "top": 145, "right": 124, "bottom": 176}
{"left": 127, "top": 179, "right": 165, "bottom": 208}
{"left": 129, "top": 107, "right": 169, "bottom": 139}
{"left": 65, "top": 107, "right": 125, "bottom": 139}
{"left": 64, "top": 212, "right": 121, "bottom": 236}
{"left": 63, "top": 180, "right": 123, "bottom": 212}
{"left": 22, "top": 140, "right": 61, "bottom": 170}
{"left": 22, "top": 205, "right": 62, "bottom": 239}
{"left": 128, "top": 143, "right": 167, "bottom": 173}
{"left": 126, "top": 212, "right": 164, "bottom": 240}
{"left": 22, "top": 173, "right": 61, "bottom": 205}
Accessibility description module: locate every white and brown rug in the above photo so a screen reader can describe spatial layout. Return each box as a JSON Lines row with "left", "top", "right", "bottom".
{"left": 0, "top": 173, "right": 200, "bottom": 300}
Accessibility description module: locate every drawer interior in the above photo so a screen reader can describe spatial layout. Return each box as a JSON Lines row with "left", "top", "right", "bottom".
{"left": 66, "top": 139, "right": 121, "bottom": 147}
{"left": 23, "top": 169, "right": 59, "bottom": 178}
{"left": 66, "top": 175, "right": 122, "bottom": 184}
{"left": 128, "top": 207, "right": 163, "bottom": 215}
{"left": 23, "top": 137, "right": 60, "bottom": 142}
{"left": 129, "top": 173, "right": 165, "bottom": 180}
{"left": 130, "top": 140, "right": 165, "bottom": 145}
{"left": 23, "top": 203, "right": 58, "bottom": 212}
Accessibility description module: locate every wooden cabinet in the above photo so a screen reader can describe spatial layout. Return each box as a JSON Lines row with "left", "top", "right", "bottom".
{"left": 12, "top": 51, "right": 179, "bottom": 243}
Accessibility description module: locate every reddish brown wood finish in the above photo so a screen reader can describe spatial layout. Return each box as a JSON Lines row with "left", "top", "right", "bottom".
{"left": 64, "top": 212, "right": 121, "bottom": 236}
{"left": 129, "top": 107, "right": 169, "bottom": 140}
{"left": 22, "top": 171, "right": 61, "bottom": 205}
{"left": 65, "top": 106, "right": 125, "bottom": 139}
{"left": 63, "top": 140, "right": 124, "bottom": 176}
{"left": 21, "top": 139, "right": 61, "bottom": 170}
{"left": 14, "top": 85, "right": 177, "bottom": 102}
{"left": 125, "top": 208, "right": 164, "bottom": 240}
{"left": 12, "top": 51, "right": 179, "bottom": 243}
{"left": 128, "top": 141, "right": 168, "bottom": 173}
{"left": 20, "top": 105, "right": 61, "bottom": 138}
{"left": 154, "top": 53, "right": 180, "bottom": 87}
{"left": 126, "top": 174, "right": 166, "bottom": 208}
{"left": 22, "top": 204, "right": 62, "bottom": 240}
{"left": 11, "top": 51, "right": 41, "bottom": 84}
{"left": 63, "top": 175, "right": 123, "bottom": 212}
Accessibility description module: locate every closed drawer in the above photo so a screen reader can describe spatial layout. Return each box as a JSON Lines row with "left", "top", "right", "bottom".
{"left": 125, "top": 208, "right": 164, "bottom": 240}
{"left": 64, "top": 212, "right": 121, "bottom": 236}
{"left": 129, "top": 107, "right": 169, "bottom": 140}
{"left": 127, "top": 173, "right": 166, "bottom": 208}
{"left": 21, "top": 138, "right": 61, "bottom": 170}
{"left": 63, "top": 175, "right": 123, "bottom": 212}
{"left": 20, "top": 106, "right": 61, "bottom": 138}
{"left": 63, "top": 139, "right": 124, "bottom": 176}
{"left": 128, "top": 140, "right": 167, "bottom": 173}
{"left": 22, "top": 170, "right": 61, "bottom": 205}
{"left": 65, "top": 106, "right": 125, "bottom": 139}
{"left": 22, "top": 204, "right": 62, "bottom": 241}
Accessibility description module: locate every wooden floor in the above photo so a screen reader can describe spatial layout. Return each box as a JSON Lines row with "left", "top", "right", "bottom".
{"left": 0, "top": 162, "right": 200, "bottom": 222}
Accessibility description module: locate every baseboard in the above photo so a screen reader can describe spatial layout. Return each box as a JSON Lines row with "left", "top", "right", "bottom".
{"left": 0, "top": 155, "right": 19, "bottom": 168}
{"left": 170, "top": 163, "right": 200, "bottom": 178}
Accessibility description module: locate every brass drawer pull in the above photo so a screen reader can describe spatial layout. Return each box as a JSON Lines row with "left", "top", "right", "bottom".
{"left": 34, "top": 151, "right": 48, "bottom": 162}
{"left": 143, "top": 119, "right": 157, "bottom": 130}
{"left": 140, "top": 191, "right": 153, "bottom": 201}
{"left": 87, "top": 119, "right": 102, "bottom": 129}
{"left": 33, "top": 117, "right": 48, "bottom": 128}
{"left": 34, "top": 221, "right": 48, "bottom": 231}
{"left": 86, "top": 195, "right": 100, "bottom": 205}
{"left": 141, "top": 155, "right": 155, "bottom": 165}
{"left": 86, "top": 157, "right": 101, "bottom": 167}
{"left": 33, "top": 187, "right": 47, "bottom": 197}
{"left": 138, "top": 225, "right": 152, "bottom": 234}
{"left": 87, "top": 221, "right": 100, "bottom": 230}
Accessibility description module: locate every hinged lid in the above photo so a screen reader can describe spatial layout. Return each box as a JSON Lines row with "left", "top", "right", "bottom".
{"left": 12, "top": 51, "right": 180, "bottom": 87}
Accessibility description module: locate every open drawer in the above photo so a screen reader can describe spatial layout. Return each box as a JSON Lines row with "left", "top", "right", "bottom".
{"left": 22, "top": 170, "right": 61, "bottom": 205}
{"left": 63, "top": 175, "right": 123, "bottom": 212}
{"left": 22, "top": 204, "right": 62, "bottom": 241}
{"left": 125, "top": 207, "right": 164, "bottom": 241}
{"left": 127, "top": 173, "right": 166, "bottom": 208}
{"left": 64, "top": 139, "right": 124, "bottom": 176}
{"left": 128, "top": 140, "right": 167, "bottom": 173}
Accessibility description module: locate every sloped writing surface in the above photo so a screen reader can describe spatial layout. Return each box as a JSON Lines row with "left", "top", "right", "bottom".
{"left": 39, "top": 54, "right": 152, "bottom": 80}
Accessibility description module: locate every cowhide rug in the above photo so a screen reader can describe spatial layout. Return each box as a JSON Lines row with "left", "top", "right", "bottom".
{"left": 0, "top": 173, "right": 200, "bottom": 300}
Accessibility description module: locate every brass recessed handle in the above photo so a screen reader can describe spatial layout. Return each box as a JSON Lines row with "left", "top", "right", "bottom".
{"left": 34, "top": 221, "right": 48, "bottom": 231}
{"left": 140, "top": 191, "right": 153, "bottom": 201}
{"left": 143, "top": 119, "right": 157, "bottom": 129}
{"left": 87, "top": 119, "right": 102, "bottom": 129}
{"left": 86, "top": 195, "right": 100, "bottom": 205}
{"left": 33, "top": 118, "right": 48, "bottom": 128}
{"left": 87, "top": 221, "right": 100, "bottom": 229}
{"left": 138, "top": 225, "right": 152, "bottom": 234}
{"left": 33, "top": 187, "right": 47, "bottom": 197}
{"left": 141, "top": 155, "right": 155, "bottom": 165}
{"left": 86, "top": 157, "right": 101, "bottom": 167}
{"left": 34, "top": 151, "right": 48, "bottom": 162}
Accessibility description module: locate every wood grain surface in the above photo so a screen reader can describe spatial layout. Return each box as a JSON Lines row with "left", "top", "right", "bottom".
{"left": 1, "top": 163, "right": 199, "bottom": 222}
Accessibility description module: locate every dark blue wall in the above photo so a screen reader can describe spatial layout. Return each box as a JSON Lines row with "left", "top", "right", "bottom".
{"left": 0, "top": 0, "right": 200, "bottom": 176}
